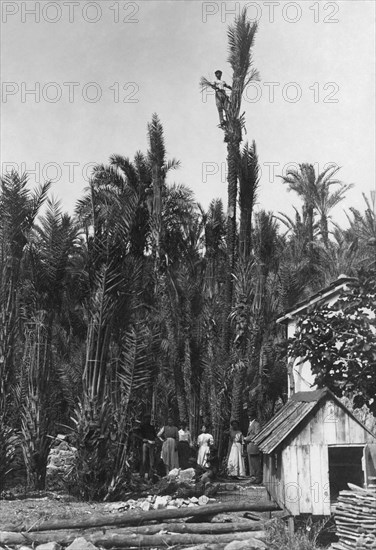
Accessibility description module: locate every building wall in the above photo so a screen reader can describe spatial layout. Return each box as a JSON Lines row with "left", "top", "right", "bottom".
{"left": 286, "top": 288, "right": 347, "bottom": 397}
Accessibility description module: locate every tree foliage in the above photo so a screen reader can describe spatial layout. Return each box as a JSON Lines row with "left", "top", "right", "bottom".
{"left": 289, "top": 268, "right": 376, "bottom": 413}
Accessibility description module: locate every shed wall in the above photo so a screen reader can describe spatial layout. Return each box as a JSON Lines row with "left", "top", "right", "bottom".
{"left": 291, "top": 399, "right": 375, "bottom": 446}
{"left": 263, "top": 399, "right": 374, "bottom": 516}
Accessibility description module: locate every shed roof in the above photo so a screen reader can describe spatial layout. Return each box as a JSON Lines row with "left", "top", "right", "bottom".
{"left": 254, "top": 387, "right": 375, "bottom": 454}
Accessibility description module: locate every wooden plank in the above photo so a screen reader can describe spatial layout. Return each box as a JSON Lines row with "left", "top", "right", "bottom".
{"left": 347, "top": 414, "right": 370, "bottom": 444}
{"left": 283, "top": 445, "right": 300, "bottom": 516}
{"left": 310, "top": 405, "right": 323, "bottom": 445}
{"left": 363, "top": 444, "right": 376, "bottom": 489}
{"left": 297, "top": 444, "right": 312, "bottom": 513}
{"left": 321, "top": 445, "right": 331, "bottom": 516}
{"left": 309, "top": 445, "right": 324, "bottom": 515}
{"left": 335, "top": 406, "right": 347, "bottom": 443}
{"left": 263, "top": 455, "right": 280, "bottom": 507}
{"left": 275, "top": 452, "right": 284, "bottom": 512}
{"left": 322, "top": 399, "right": 337, "bottom": 443}
{"left": 295, "top": 418, "right": 311, "bottom": 446}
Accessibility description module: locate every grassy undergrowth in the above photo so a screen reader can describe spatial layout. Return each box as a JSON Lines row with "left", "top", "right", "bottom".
{"left": 265, "top": 518, "right": 331, "bottom": 550}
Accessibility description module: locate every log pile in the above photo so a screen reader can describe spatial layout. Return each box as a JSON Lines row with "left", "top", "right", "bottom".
{"left": 0, "top": 500, "right": 278, "bottom": 549}
{"left": 331, "top": 483, "right": 376, "bottom": 550}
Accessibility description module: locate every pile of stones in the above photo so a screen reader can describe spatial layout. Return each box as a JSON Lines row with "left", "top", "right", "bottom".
{"left": 104, "top": 492, "right": 213, "bottom": 513}
{"left": 45, "top": 436, "right": 77, "bottom": 493}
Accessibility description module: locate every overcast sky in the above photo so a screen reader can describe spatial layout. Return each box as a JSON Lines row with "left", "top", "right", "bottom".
{"left": 1, "top": 0, "right": 375, "bottom": 226}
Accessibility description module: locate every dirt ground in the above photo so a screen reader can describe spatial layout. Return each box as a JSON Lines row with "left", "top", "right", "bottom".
{"left": 0, "top": 483, "right": 272, "bottom": 531}
{"left": 0, "top": 494, "right": 112, "bottom": 530}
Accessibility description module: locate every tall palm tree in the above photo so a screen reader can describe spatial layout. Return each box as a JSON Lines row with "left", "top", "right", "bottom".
{"left": 222, "top": 11, "right": 259, "bottom": 352}
{"left": 0, "top": 171, "right": 50, "bottom": 410}
{"left": 229, "top": 140, "right": 260, "bottom": 421}
{"left": 147, "top": 113, "right": 180, "bottom": 266}
{"left": 239, "top": 140, "right": 259, "bottom": 260}
{"left": 201, "top": 9, "right": 259, "bottom": 353}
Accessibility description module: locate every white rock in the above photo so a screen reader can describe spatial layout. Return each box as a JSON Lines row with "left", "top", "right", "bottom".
{"left": 189, "top": 496, "right": 199, "bottom": 503}
{"left": 198, "top": 495, "right": 209, "bottom": 506}
{"left": 178, "top": 468, "right": 196, "bottom": 482}
{"left": 154, "top": 495, "right": 170, "bottom": 509}
{"left": 167, "top": 468, "right": 180, "bottom": 479}
{"left": 36, "top": 543, "right": 62, "bottom": 550}
{"left": 66, "top": 537, "right": 97, "bottom": 550}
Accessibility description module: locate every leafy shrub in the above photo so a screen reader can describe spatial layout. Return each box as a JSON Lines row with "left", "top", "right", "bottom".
{"left": 0, "top": 421, "right": 20, "bottom": 490}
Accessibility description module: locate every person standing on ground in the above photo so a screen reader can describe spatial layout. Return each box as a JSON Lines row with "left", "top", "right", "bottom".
{"left": 178, "top": 421, "right": 192, "bottom": 470}
{"left": 244, "top": 408, "right": 262, "bottom": 483}
{"left": 197, "top": 425, "right": 214, "bottom": 468}
{"left": 157, "top": 416, "right": 179, "bottom": 475}
{"left": 227, "top": 420, "right": 246, "bottom": 478}
{"left": 139, "top": 413, "right": 157, "bottom": 479}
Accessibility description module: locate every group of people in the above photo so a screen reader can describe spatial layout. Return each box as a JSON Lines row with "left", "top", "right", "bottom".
{"left": 136, "top": 415, "right": 215, "bottom": 479}
{"left": 134, "top": 410, "right": 262, "bottom": 484}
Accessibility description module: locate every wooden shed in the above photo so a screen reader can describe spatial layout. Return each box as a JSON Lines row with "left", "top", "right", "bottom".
{"left": 253, "top": 387, "right": 376, "bottom": 516}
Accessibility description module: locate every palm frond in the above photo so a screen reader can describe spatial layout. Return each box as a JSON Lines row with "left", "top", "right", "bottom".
{"left": 200, "top": 77, "right": 214, "bottom": 92}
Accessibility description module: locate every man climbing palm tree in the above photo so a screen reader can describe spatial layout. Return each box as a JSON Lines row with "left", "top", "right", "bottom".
{"left": 212, "top": 70, "right": 232, "bottom": 127}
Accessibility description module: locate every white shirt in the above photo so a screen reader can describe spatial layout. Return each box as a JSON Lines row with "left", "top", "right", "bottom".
{"left": 213, "top": 78, "right": 229, "bottom": 92}
{"left": 178, "top": 428, "right": 191, "bottom": 444}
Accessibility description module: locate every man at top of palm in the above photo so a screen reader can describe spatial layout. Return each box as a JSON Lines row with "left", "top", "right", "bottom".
{"left": 212, "top": 70, "right": 232, "bottom": 127}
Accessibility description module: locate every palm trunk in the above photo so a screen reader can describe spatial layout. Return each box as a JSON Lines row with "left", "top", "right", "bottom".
{"left": 152, "top": 163, "right": 162, "bottom": 263}
{"left": 230, "top": 361, "right": 246, "bottom": 421}
{"left": 321, "top": 214, "right": 329, "bottom": 247}
{"left": 223, "top": 139, "right": 240, "bottom": 353}
{"left": 239, "top": 206, "right": 252, "bottom": 260}
{"left": 307, "top": 204, "right": 314, "bottom": 261}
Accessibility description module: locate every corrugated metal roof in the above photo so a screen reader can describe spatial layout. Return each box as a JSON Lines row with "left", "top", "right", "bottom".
{"left": 254, "top": 388, "right": 375, "bottom": 454}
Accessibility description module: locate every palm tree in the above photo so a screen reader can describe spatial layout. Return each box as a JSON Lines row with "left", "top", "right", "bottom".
{"left": 279, "top": 164, "right": 317, "bottom": 258}
{"left": 0, "top": 171, "right": 50, "bottom": 412}
{"left": 201, "top": 9, "right": 259, "bottom": 353}
{"left": 18, "top": 199, "right": 80, "bottom": 488}
{"left": 229, "top": 140, "right": 260, "bottom": 421}
{"left": 222, "top": 11, "right": 259, "bottom": 352}
{"left": 311, "top": 165, "right": 352, "bottom": 246}
{"left": 279, "top": 163, "right": 352, "bottom": 248}
{"left": 147, "top": 113, "right": 180, "bottom": 267}
{"left": 347, "top": 192, "right": 376, "bottom": 248}
{"left": 239, "top": 140, "right": 260, "bottom": 260}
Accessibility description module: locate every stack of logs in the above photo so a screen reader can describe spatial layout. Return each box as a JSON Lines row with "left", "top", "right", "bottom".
{"left": 0, "top": 501, "right": 279, "bottom": 549}
{"left": 331, "top": 483, "right": 376, "bottom": 550}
